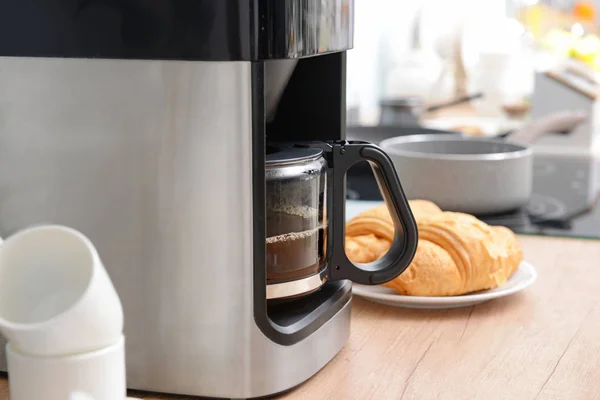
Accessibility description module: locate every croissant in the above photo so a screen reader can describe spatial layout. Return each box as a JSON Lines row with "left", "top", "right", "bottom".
{"left": 345, "top": 200, "right": 523, "bottom": 296}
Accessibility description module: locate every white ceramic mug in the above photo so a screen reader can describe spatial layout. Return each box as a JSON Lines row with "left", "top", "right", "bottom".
{"left": 0, "top": 225, "right": 123, "bottom": 356}
{"left": 7, "top": 334, "right": 126, "bottom": 400}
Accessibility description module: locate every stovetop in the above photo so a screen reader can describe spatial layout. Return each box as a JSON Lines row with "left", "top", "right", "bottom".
{"left": 346, "top": 153, "right": 600, "bottom": 239}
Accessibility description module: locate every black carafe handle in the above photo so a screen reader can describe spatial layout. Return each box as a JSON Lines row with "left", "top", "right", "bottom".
{"left": 306, "top": 141, "right": 418, "bottom": 285}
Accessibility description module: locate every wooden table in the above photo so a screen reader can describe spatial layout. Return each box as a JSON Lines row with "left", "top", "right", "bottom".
{"left": 1, "top": 234, "right": 599, "bottom": 399}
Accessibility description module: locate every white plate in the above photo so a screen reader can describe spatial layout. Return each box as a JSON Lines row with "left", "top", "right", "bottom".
{"left": 346, "top": 200, "right": 537, "bottom": 309}
{"left": 421, "top": 116, "right": 522, "bottom": 137}
{"left": 352, "top": 261, "right": 537, "bottom": 309}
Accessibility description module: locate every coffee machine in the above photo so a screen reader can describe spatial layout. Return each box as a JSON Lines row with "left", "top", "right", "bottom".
{"left": 0, "top": 0, "right": 418, "bottom": 398}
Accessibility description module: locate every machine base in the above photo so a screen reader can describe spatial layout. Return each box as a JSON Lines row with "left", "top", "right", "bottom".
{"left": 1, "top": 295, "right": 352, "bottom": 399}
{"left": 129, "top": 295, "right": 352, "bottom": 399}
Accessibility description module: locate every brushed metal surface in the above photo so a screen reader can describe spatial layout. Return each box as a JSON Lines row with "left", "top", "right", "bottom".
{"left": 380, "top": 135, "right": 533, "bottom": 215}
{"left": 265, "top": 59, "right": 298, "bottom": 122}
{"left": 0, "top": 57, "right": 350, "bottom": 398}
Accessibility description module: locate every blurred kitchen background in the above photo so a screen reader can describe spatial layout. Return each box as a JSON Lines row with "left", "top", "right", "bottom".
{"left": 347, "top": 0, "right": 600, "bottom": 154}
{"left": 345, "top": 0, "right": 600, "bottom": 239}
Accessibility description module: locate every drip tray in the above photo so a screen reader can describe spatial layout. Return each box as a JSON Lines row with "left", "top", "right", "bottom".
{"left": 268, "top": 280, "right": 351, "bottom": 328}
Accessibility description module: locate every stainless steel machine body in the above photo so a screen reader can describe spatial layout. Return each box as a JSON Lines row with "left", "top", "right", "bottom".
{"left": 0, "top": 1, "right": 357, "bottom": 398}
{"left": 0, "top": 56, "right": 352, "bottom": 399}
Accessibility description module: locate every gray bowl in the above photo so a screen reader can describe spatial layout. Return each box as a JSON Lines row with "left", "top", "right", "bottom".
{"left": 379, "top": 135, "right": 533, "bottom": 215}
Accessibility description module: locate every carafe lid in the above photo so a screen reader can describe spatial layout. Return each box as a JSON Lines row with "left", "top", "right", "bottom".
{"left": 265, "top": 145, "right": 326, "bottom": 182}
{"left": 266, "top": 146, "right": 323, "bottom": 167}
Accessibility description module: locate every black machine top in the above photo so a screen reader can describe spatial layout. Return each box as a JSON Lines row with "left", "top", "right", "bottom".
{"left": 0, "top": 0, "right": 353, "bottom": 61}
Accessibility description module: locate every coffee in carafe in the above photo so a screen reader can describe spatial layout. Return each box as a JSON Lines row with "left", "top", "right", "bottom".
{"left": 266, "top": 206, "right": 326, "bottom": 284}
{"left": 265, "top": 147, "right": 328, "bottom": 299}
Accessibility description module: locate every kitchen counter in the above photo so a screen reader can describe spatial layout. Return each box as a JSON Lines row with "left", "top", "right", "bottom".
{"left": 1, "top": 234, "right": 599, "bottom": 399}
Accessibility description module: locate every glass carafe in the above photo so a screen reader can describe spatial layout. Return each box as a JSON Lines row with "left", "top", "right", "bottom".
{"left": 265, "top": 142, "right": 419, "bottom": 301}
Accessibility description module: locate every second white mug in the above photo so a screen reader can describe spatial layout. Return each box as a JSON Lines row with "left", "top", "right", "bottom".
{"left": 7, "top": 335, "right": 127, "bottom": 400}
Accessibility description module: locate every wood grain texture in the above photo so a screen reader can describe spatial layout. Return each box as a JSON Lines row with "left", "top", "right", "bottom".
{"left": 1, "top": 235, "right": 599, "bottom": 400}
